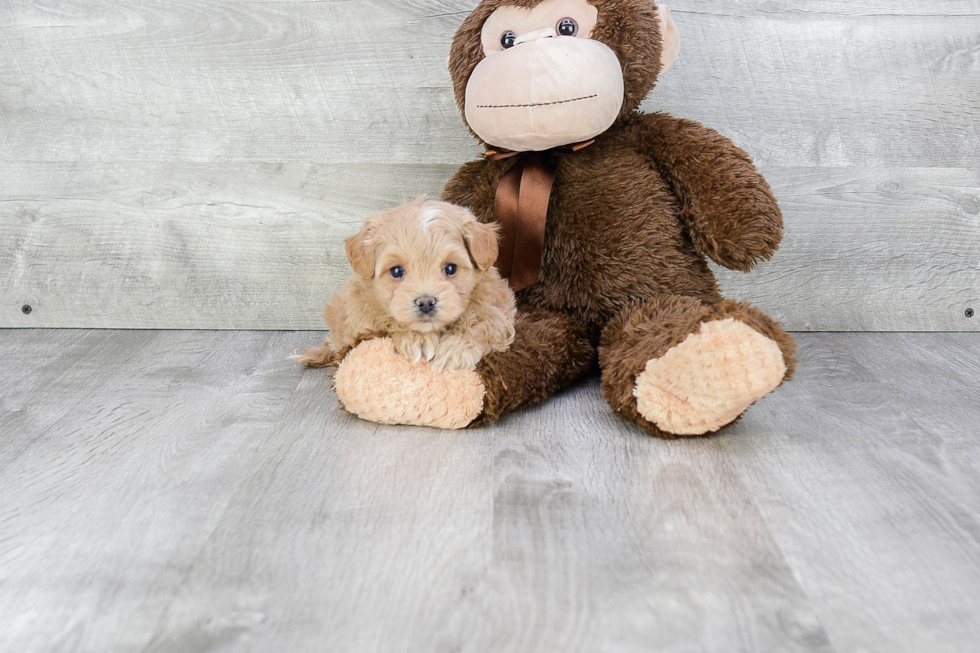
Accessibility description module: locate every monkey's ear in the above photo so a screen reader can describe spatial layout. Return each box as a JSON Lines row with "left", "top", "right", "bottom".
{"left": 345, "top": 218, "right": 379, "bottom": 279}
{"left": 463, "top": 219, "right": 499, "bottom": 272}
{"left": 657, "top": 5, "right": 681, "bottom": 75}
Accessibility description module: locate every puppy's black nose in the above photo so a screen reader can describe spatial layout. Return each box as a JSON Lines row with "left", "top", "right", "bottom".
{"left": 414, "top": 295, "right": 438, "bottom": 315}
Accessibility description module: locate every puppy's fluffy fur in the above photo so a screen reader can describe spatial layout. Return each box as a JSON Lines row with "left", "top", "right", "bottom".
{"left": 296, "top": 198, "right": 516, "bottom": 371}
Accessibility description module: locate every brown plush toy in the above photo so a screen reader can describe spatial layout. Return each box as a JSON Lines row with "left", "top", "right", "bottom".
{"left": 332, "top": 0, "right": 797, "bottom": 437}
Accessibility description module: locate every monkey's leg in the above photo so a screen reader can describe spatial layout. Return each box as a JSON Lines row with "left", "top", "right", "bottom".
{"left": 599, "top": 296, "right": 797, "bottom": 438}
{"left": 472, "top": 307, "right": 594, "bottom": 427}
{"left": 332, "top": 308, "right": 592, "bottom": 429}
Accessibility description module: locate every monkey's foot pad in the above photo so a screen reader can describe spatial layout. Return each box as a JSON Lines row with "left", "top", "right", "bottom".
{"left": 633, "top": 318, "right": 787, "bottom": 436}
{"left": 334, "top": 338, "right": 485, "bottom": 430}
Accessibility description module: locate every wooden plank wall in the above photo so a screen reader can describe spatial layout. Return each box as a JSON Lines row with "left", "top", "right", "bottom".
{"left": 1, "top": 0, "right": 978, "bottom": 330}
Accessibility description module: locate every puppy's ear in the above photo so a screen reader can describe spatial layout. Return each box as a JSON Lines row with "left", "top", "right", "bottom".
{"left": 345, "top": 218, "right": 379, "bottom": 279}
{"left": 463, "top": 219, "right": 499, "bottom": 271}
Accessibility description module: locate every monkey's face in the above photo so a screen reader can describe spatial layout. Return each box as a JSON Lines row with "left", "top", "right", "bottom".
{"left": 451, "top": 0, "right": 680, "bottom": 152}
{"left": 463, "top": 0, "right": 624, "bottom": 152}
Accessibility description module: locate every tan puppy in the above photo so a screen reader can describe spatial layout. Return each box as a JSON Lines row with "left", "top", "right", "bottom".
{"left": 296, "top": 198, "right": 516, "bottom": 371}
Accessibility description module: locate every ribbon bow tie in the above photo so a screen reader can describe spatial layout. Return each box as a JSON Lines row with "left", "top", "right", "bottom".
{"left": 485, "top": 140, "right": 594, "bottom": 291}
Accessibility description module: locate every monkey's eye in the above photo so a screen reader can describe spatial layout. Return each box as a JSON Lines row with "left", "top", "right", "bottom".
{"left": 500, "top": 31, "right": 517, "bottom": 49}
{"left": 390, "top": 266, "right": 405, "bottom": 279}
{"left": 557, "top": 17, "right": 578, "bottom": 37}
{"left": 443, "top": 263, "right": 458, "bottom": 276}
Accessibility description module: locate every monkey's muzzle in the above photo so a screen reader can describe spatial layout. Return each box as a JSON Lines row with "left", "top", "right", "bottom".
{"left": 464, "top": 36, "right": 625, "bottom": 152}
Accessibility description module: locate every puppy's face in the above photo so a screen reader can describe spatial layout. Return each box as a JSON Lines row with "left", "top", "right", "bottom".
{"left": 346, "top": 200, "right": 499, "bottom": 333}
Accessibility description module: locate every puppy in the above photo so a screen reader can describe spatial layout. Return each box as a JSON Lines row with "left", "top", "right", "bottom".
{"left": 295, "top": 198, "right": 516, "bottom": 371}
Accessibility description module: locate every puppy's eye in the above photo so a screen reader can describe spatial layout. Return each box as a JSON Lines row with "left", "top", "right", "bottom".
{"left": 500, "top": 31, "right": 517, "bottom": 49}
{"left": 443, "top": 263, "right": 458, "bottom": 276}
{"left": 557, "top": 18, "right": 578, "bottom": 37}
{"left": 390, "top": 266, "right": 405, "bottom": 279}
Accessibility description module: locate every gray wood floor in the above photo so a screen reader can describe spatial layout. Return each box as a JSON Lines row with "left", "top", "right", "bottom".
{"left": 1, "top": 330, "right": 978, "bottom": 652}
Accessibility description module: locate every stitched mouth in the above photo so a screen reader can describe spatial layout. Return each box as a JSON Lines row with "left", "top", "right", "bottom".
{"left": 476, "top": 94, "right": 598, "bottom": 109}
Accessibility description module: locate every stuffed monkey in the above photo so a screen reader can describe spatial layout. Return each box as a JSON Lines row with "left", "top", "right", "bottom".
{"left": 332, "top": 0, "right": 796, "bottom": 437}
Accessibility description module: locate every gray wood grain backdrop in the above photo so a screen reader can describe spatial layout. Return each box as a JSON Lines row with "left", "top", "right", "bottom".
{"left": 1, "top": 0, "right": 978, "bottom": 330}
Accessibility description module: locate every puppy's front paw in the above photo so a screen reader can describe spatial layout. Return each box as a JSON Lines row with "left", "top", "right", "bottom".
{"left": 391, "top": 331, "right": 438, "bottom": 364}
{"left": 431, "top": 335, "right": 485, "bottom": 371}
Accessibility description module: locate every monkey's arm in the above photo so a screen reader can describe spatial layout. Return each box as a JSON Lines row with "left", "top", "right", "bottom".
{"left": 637, "top": 112, "right": 782, "bottom": 271}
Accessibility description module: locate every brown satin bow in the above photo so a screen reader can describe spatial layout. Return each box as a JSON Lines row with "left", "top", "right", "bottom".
{"left": 486, "top": 139, "right": 594, "bottom": 291}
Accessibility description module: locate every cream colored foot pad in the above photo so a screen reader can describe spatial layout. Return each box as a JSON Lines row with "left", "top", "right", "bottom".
{"left": 334, "top": 338, "right": 485, "bottom": 430}
{"left": 633, "top": 319, "right": 786, "bottom": 435}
